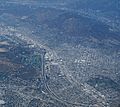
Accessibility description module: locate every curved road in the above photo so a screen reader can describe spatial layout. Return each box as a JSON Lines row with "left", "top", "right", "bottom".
{"left": 0, "top": 25, "right": 109, "bottom": 107}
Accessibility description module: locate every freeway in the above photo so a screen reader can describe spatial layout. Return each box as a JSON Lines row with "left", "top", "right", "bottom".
{"left": 0, "top": 25, "right": 109, "bottom": 106}
{"left": 41, "top": 50, "right": 108, "bottom": 107}
{"left": 14, "top": 32, "right": 109, "bottom": 106}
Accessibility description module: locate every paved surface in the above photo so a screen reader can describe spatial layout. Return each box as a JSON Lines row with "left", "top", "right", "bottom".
{"left": 0, "top": 35, "right": 110, "bottom": 107}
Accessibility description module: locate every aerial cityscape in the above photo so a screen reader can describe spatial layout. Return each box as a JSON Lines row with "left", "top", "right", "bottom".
{"left": 0, "top": 0, "right": 120, "bottom": 107}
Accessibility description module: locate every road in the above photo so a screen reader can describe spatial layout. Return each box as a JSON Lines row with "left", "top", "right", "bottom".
{"left": 0, "top": 25, "right": 109, "bottom": 107}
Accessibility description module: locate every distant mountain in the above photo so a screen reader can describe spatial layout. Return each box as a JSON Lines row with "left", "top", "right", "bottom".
{"left": 69, "top": 0, "right": 120, "bottom": 11}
